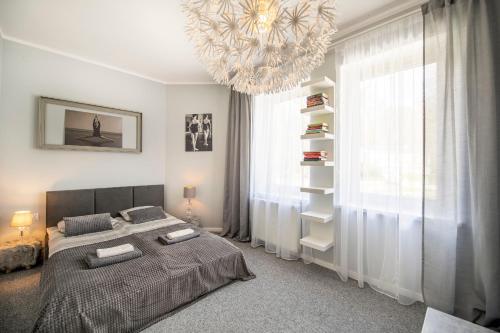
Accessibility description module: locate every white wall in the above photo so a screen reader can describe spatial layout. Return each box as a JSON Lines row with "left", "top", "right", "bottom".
{"left": 0, "top": 40, "right": 167, "bottom": 242}
{"left": 165, "top": 85, "right": 229, "bottom": 230}
{"left": 0, "top": 34, "right": 3, "bottom": 99}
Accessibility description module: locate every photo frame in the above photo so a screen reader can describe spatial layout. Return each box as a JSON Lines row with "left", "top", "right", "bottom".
{"left": 38, "top": 97, "right": 142, "bottom": 153}
{"left": 185, "top": 113, "right": 213, "bottom": 152}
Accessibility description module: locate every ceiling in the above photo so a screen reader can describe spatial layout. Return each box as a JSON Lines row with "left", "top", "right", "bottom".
{"left": 0, "top": 0, "right": 412, "bottom": 84}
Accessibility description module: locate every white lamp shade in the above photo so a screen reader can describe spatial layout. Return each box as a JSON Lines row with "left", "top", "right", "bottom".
{"left": 183, "top": 186, "right": 196, "bottom": 199}
{"left": 10, "top": 211, "right": 33, "bottom": 228}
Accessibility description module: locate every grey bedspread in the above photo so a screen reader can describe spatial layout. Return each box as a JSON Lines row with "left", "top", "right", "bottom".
{"left": 33, "top": 224, "right": 255, "bottom": 332}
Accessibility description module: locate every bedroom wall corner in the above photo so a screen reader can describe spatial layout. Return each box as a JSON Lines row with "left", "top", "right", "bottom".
{"left": 0, "top": 40, "right": 167, "bottom": 243}
{"left": 164, "top": 84, "right": 229, "bottom": 230}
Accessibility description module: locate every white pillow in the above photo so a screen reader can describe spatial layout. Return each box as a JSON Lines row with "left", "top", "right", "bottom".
{"left": 57, "top": 217, "right": 120, "bottom": 234}
{"left": 119, "top": 206, "right": 153, "bottom": 221}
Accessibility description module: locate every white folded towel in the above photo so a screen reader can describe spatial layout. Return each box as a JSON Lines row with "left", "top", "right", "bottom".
{"left": 96, "top": 244, "right": 135, "bottom": 258}
{"left": 167, "top": 228, "right": 194, "bottom": 240}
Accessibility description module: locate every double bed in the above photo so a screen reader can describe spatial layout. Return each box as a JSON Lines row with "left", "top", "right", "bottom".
{"left": 34, "top": 185, "right": 254, "bottom": 333}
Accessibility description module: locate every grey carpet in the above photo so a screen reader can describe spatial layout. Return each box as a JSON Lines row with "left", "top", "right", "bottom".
{"left": 0, "top": 240, "right": 426, "bottom": 333}
{"left": 0, "top": 266, "right": 40, "bottom": 332}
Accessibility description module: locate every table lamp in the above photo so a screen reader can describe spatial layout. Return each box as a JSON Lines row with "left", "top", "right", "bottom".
{"left": 10, "top": 211, "right": 33, "bottom": 241}
{"left": 183, "top": 186, "right": 196, "bottom": 222}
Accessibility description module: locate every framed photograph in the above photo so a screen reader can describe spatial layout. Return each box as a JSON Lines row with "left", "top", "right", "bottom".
{"left": 38, "top": 97, "right": 142, "bottom": 153}
{"left": 185, "top": 113, "right": 212, "bottom": 152}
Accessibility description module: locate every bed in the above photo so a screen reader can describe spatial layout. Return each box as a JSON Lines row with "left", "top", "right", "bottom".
{"left": 33, "top": 185, "right": 255, "bottom": 333}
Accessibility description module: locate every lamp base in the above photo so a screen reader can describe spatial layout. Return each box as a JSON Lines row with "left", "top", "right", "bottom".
{"left": 185, "top": 199, "right": 193, "bottom": 223}
{"left": 190, "top": 216, "right": 200, "bottom": 227}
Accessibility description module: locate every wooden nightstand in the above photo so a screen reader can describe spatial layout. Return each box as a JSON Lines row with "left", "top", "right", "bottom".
{"left": 0, "top": 238, "right": 42, "bottom": 273}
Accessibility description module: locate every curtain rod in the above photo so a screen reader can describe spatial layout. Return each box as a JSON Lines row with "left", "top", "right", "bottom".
{"left": 330, "top": 4, "right": 425, "bottom": 48}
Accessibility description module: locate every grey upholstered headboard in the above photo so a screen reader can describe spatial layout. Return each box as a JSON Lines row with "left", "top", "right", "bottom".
{"left": 46, "top": 185, "right": 164, "bottom": 228}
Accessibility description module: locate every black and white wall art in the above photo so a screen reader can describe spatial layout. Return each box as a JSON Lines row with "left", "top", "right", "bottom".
{"left": 185, "top": 113, "right": 212, "bottom": 152}
{"left": 64, "top": 110, "right": 123, "bottom": 148}
{"left": 38, "top": 97, "right": 142, "bottom": 153}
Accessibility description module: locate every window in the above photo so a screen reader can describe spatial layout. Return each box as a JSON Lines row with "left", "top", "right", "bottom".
{"left": 337, "top": 14, "right": 425, "bottom": 214}
{"left": 251, "top": 87, "right": 306, "bottom": 205}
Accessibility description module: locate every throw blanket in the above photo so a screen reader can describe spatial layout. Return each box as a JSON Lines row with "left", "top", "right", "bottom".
{"left": 34, "top": 224, "right": 255, "bottom": 332}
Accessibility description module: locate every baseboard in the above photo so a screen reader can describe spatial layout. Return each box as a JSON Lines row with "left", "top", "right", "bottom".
{"left": 203, "top": 227, "right": 222, "bottom": 234}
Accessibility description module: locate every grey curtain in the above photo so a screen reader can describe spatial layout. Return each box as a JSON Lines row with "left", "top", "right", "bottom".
{"left": 221, "top": 88, "right": 253, "bottom": 241}
{"left": 423, "top": 0, "right": 500, "bottom": 328}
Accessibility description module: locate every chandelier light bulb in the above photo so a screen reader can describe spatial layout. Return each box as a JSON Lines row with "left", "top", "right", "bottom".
{"left": 257, "top": 0, "right": 275, "bottom": 33}
{"left": 258, "top": 14, "right": 269, "bottom": 32}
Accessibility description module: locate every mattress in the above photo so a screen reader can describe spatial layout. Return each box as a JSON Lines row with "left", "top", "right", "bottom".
{"left": 34, "top": 220, "right": 255, "bottom": 332}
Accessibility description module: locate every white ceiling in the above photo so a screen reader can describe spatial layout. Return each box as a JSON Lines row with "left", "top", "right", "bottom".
{"left": 0, "top": 0, "right": 411, "bottom": 84}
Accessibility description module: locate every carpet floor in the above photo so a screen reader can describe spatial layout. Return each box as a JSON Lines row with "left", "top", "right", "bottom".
{"left": 0, "top": 241, "right": 426, "bottom": 333}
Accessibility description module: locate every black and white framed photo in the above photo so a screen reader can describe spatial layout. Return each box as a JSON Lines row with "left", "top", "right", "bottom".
{"left": 64, "top": 110, "right": 123, "bottom": 148}
{"left": 38, "top": 97, "right": 142, "bottom": 153}
{"left": 185, "top": 113, "right": 212, "bottom": 152}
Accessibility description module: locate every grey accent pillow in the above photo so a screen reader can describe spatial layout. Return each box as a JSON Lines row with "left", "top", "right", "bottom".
{"left": 57, "top": 218, "right": 120, "bottom": 234}
{"left": 63, "top": 213, "right": 113, "bottom": 237}
{"left": 127, "top": 206, "right": 167, "bottom": 224}
{"left": 119, "top": 206, "right": 153, "bottom": 221}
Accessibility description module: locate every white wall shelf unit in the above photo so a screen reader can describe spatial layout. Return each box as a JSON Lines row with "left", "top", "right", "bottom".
{"left": 300, "top": 75, "right": 336, "bottom": 256}
{"left": 300, "top": 105, "right": 334, "bottom": 115}
{"left": 300, "top": 186, "right": 334, "bottom": 195}
{"left": 300, "top": 211, "right": 333, "bottom": 224}
{"left": 300, "top": 161, "right": 334, "bottom": 167}
{"left": 301, "top": 133, "right": 335, "bottom": 141}
{"left": 299, "top": 236, "right": 334, "bottom": 252}
{"left": 301, "top": 76, "right": 336, "bottom": 90}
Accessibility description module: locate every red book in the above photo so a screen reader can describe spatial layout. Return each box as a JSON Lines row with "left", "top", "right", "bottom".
{"left": 304, "top": 151, "right": 327, "bottom": 155}
{"left": 304, "top": 153, "right": 327, "bottom": 157}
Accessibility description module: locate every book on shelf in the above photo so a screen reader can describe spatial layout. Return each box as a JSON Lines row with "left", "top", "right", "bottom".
{"left": 304, "top": 157, "right": 328, "bottom": 161}
{"left": 304, "top": 154, "right": 327, "bottom": 158}
{"left": 307, "top": 100, "right": 329, "bottom": 108}
{"left": 307, "top": 94, "right": 329, "bottom": 107}
{"left": 306, "top": 122, "right": 329, "bottom": 134}
{"left": 307, "top": 93, "right": 328, "bottom": 104}
{"left": 304, "top": 152, "right": 327, "bottom": 156}
{"left": 305, "top": 130, "right": 328, "bottom": 134}
{"left": 307, "top": 96, "right": 328, "bottom": 103}
{"left": 308, "top": 122, "right": 328, "bottom": 127}
{"left": 308, "top": 93, "right": 329, "bottom": 99}
{"left": 303, "top": 151, "right": 327, "bottom": 157}
{"left": 307, "top": 125, "right": 328, "bottom": 130}
{"left": 307, "top": 96, "right": 328, "bottom": 102}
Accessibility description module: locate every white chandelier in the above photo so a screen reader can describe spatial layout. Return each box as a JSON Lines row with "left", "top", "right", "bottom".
{"left": 183, "top": 0, "right": 337, "bottom": 95}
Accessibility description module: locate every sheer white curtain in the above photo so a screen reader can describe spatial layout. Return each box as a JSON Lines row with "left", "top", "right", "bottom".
{"left": 250, "top": 87, "right": 307, "bottom": 260}
{"left": 335, "top": 13, "right": 424, "bottom": 304}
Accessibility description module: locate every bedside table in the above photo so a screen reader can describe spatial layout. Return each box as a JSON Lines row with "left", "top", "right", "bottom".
{"left": 0, "top": 238, "right": 42, "bottom": 273}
